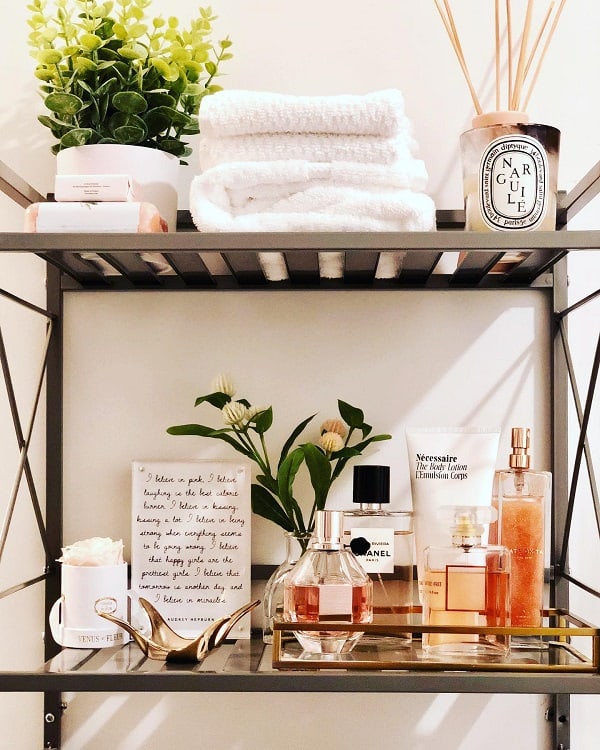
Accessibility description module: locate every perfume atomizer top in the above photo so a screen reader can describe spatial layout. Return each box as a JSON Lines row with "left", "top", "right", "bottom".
{"left": 312, "top": 510, "right": 345, "bottom": 551}
{"left": 438, "top": 505, "right": 498, "bottom": 549}
{"left": 353, "top": 464, "right": 390, "bottom": 505}
{"left": 509, "top": 427, "right": 531, "bottom": 470}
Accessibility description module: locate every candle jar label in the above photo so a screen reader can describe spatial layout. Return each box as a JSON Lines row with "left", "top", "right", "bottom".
{"left": 479, "top": 135, "right": 548, "bottom": 230}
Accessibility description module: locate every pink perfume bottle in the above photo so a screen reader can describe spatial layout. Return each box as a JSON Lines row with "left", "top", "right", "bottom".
{"left": 283, "top": 510, "right": 373, "bottom": 654}
{"left": 422, "top": 506, "right": 511, "bottom": 658}
{"left": 491, "top": 427, "right": 551, "bottom": 631}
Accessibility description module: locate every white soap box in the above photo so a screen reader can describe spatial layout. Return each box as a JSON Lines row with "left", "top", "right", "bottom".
{"left": 54, "top": 174, "right": 139, "bottom": 202}
{"left": 24, "top": 202, "right": 167, "bottom": 233}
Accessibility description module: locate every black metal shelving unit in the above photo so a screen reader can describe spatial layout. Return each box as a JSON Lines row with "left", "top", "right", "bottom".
{"left": 0, "top": 158, "right": 598, "bottom": 750}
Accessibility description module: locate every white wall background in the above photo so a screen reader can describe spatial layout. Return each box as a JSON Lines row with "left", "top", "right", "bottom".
{"left": 0, "top": 1, "right": 599, "bottom": 748}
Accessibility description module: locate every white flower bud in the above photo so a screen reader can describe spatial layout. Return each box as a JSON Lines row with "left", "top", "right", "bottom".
{"left": 211, "top": 373, "right": 235, "bottom": 396}
{"left": 222, "top": 401, "right": 248, "bottom": 426}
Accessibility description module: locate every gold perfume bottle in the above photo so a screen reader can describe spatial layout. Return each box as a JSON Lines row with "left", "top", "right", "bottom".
{"left": 422, "top": 506, "right": 511, "bottom": 658}
{"left": 491, "top": 427, "right": 551, "bottom": 633}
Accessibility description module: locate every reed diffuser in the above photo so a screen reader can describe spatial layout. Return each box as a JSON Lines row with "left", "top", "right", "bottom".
{"left": 435, "top": 1, "right": 566, "bottom": 232}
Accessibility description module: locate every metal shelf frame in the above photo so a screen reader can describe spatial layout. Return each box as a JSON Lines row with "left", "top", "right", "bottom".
{"left": 0, "top": 157, "right": 598, "bottom": 749}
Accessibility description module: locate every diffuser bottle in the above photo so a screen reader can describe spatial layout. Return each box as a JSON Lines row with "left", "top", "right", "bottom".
{"left": 491, "top": 427, "right": 551, "bottom": 632}
{"left": 283, "top": 510, "right": 373, "bottom": 655}
{"left": 422, "top": 505, "right": 511, "bottom": 658}
{"left": 343, "top": 465, "right": 413, "bottom": 643}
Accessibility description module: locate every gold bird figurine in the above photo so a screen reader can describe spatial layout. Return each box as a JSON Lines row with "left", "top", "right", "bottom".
{"left": 98, "top": 597, "right": 260, "bottom": 662}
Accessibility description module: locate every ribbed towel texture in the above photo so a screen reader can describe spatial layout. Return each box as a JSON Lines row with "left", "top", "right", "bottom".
{"left": 198, "top": 89, "right": 407, "bottom": 138}
{"left": 190, "top": 89, "right": 436, "bottom": 280}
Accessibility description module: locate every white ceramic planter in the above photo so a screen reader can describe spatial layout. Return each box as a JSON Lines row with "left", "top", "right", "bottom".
{"left": 56, "top": 144, "right": 180, "bottom": 231}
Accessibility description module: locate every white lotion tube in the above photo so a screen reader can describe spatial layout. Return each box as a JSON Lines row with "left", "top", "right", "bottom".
{"left": 405, "top": 427, "right": 500, "bottom": 599}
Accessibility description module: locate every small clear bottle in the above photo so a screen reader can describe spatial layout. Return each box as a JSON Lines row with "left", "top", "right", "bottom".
{"left": 422, "top": 505, "right": 511, "bottom": 658}
{"left": 491, "top": 427, "right": 551, "bottom": 634}
{"left": 343, "top": 465, "right": 413, "bottom": 644}
{"left": 283, "top": 510, "right": 373, "bottom": 655}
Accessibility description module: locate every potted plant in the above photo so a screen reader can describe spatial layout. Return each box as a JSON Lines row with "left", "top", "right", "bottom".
{"left": 27, "top": 0, "right": 232, "bottom": 229}
{"left": 27, "top": 0, "right": 232, "bottom": 163}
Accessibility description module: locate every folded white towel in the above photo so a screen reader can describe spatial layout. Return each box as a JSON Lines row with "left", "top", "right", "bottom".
{"left": 198, "top": 131, "right": 418, "bottom": 170}
{"left": 191, "top": 159, "right": 430, "bottom": 218}
{"left": 199, "top": 89, "right": 406, "bottom": 138}
{"left": 189, "top": 161, "right": 436, "bottom": 233}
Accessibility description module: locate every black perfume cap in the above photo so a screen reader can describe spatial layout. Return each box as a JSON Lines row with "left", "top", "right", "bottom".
{"left": 353, "top": 465, "right": 390, "bottom": 504}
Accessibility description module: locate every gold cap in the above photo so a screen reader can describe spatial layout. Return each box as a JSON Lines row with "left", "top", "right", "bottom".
{"left": 509, "top": 427, "right": 531, "bottom": 469}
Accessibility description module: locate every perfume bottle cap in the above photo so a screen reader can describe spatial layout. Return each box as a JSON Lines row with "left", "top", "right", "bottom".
{"left": 313, "top": 510, "right": 344, "bottom": 550}
{"left": 509, "top": 427, "right": 531, "bottom": 469}
{"left": 438, "top": 505, "right": 498, "bottom": 548}
{"left": 353, "top": 465, "right": 390, "bottom": 504}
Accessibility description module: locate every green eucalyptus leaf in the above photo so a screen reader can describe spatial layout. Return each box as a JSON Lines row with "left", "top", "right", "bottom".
{"left": 251, "top": 485, "right": 294, "bottom": 532}
{"left": 113, "top": 123, "right": 146, "bottom": 144}
{"left": 60, "top": 128, "right": 95, "bottom": 147}
{"left": 37, "top": 49, "right": 63, "bottom": 66}
{"left": 194, "top": 392, "right": 231, "bottom": 409}
{"left": 80, "top": 33, "right": 104, "bottom": 52}
{"left": 337, "top": 399, "right": 364, "bottom": 429}
{"left": 76, "top": 79, "right": 96, "bottom": 97}
{"left": 45, "top": 92, "right": 84, "bottom": 115}
{"left": 144, "top": 108, "right": 172, "bottom": 137}
{"left": 151, "top": 105, "right": 191, "bottom": 128}
{"left": 112, "top": 90, "right": 148, "bottom": 114}
{"left": 118, "top": 43, "right": 147, "bottom": 61}
{"left": 145, "top": 92, "right": 177, "bottom": 109}
{"left": 159, "top": 138, "right": 187, "bottom": 156}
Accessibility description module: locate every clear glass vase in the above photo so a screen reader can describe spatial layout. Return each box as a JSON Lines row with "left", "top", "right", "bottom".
{"left": 262, "top": 531, "right": 312, "bottom": 644}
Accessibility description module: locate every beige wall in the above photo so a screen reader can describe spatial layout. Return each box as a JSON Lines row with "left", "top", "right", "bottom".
{"left": 0, "top": 1, "right": 599, "bottom": 748}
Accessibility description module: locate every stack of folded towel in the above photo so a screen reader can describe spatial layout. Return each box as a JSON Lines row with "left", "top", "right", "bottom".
{"left": 190, "top": 89, "right": 436, "bottom": 280}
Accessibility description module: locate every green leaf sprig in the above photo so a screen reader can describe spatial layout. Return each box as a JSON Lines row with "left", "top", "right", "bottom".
{"left": 167, "top": 375, "right": 392, "bottom": 539}
{"left": 27, "top": 0, "right": 233, "bottom": 163}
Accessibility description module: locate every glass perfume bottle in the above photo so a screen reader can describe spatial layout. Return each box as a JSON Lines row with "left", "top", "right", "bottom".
{"left": 491, "top": 427, "right": 551, "bottom": 634}
{"left": 283, "top": 510, "right": 373, "bottom": 655}
{"left": 422, "top": 505, "right": 511, "bottom": 658}
{"left": 343, "top": 465, "right": 413, "bottom": 644}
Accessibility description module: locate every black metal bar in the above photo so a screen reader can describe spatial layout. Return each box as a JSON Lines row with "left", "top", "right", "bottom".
{"left": 0, "top": 286, "right": 55, "bottom": 319}
{"left": 0, "top": 160, "right": 45, "bottom": 208}
{"left": 557, "top": 160, "right": 600, "bottom": 226}
{"left": 558, "top": 326, "right": 600, "bottom": 572}
{"left": 556, "top": 286, "right": 600, "bottom": 321}
{"left": 0, "top": 573, "right": 48, "bottom": 600}
{"left": 0, "top": 326, "right": 52, "bottom": 561}
{"left": 44, "top": 264, "right": 63, "bottom": 750}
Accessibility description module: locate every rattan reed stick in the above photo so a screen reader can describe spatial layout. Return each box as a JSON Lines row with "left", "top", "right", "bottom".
{"left": 434, "top": 0, "right": 483, "bottom": 114}
{"left": 522, "top": 0, "right": 567, "bottom": 110}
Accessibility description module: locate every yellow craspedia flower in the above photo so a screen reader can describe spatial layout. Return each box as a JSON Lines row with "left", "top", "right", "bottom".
{"left": 319, "top": 431, "right": 344, "bottom": 453}
{"left": 320, "top": 419, "right": 347, "bottom": 438}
